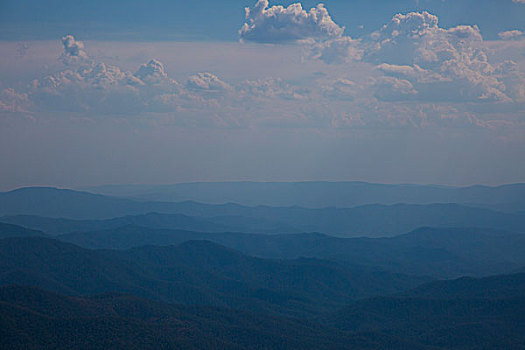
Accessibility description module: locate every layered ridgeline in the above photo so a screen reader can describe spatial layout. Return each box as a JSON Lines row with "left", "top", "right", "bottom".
{"left": 83, "top": 181, "right": 525, "bottom": 212}
{"left": 53, "top": 226, "right": 525, "bottom": 278}
{"left": 0, "top": 222, "right": 47, "bottom": 239}
{"left": 54, "top": 226, "right": 525, "bottom": 279}
{"left": 1, "top": 185, "right": 524, "bottom": 349}
{"left": 2, "top": 216, "right": 525, "bottom": 279}
{"left": 1, "top": 187, "right": 525, "bottom": 237}
{"left": 0, "top": 236, "right": 427, "bottom": 318}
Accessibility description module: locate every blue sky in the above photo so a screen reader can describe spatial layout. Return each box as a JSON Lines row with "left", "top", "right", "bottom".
{"left": 1, "top": 0, "right": 524, "bottom": 40}
{"left": 0, "top": 0, "right": 524, "bottom": 189}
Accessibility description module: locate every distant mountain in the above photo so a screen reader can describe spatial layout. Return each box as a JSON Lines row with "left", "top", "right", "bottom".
{"left": 83, "top": 181, "right": 525, "bottom": 212}
{"left": 0, "top": 187, "right": 150, "bottom": 219}
{"left": 2, "top": 187, "right": 525, "bottom": 237}
{"left": 324, "top": 273, "right": 525, "bottom": 349}
{"left": 0, "top": 222, "right": 46, "bottom": 239}
{"left": 58, "top": 226, "right": 525, "bottom": 278}
{"left": 0, "top": 213, "right": 240, "bottom": 236}
{"left": 0, "top": 237, "right": 424, "bottom": 318}
{"left": 0, "top": 286, "right": 426, "bottom": 350}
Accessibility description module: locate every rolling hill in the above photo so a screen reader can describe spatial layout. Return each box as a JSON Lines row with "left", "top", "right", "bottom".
{"left": 0, "top": 222, "right": 46, "bottom": 239}
{"left": 0, "top": 285, "right": 426, "bottom": 350}
{"left": 0, "top": 237, "right": 425, "bottom": 318}
{"left": 324, "top": 273, "right": 525, "bottom": 349}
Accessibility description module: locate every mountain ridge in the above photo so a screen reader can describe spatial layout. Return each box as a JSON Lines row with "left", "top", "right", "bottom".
{"left": 2, "top": 187, "right": 524, "bottom": 237}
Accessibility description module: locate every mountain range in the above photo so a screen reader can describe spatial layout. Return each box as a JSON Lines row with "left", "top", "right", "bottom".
{"left": 1, "top": 184, "right": 524, "bottom": 349}
{"left": 82, "top": 181, "right": 525, "bottom": 212}
{"left": 0, "top": 285, "right": 429, "bottom": 350}
{"left": 1, "top": 187, "right": 524, "bottom": 237}
{"left": 0, "top": 236, "right": 426, "bottom": 318}
{"left": 54, "top": 225, "right": 525, "bottom": 279}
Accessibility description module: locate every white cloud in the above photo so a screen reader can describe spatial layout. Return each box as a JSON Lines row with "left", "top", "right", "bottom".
{"left": 33, "top": 62, "right": 151, "bottom": 113}
{"left": 309, "top": 37, "right": 363, "bottom": 64}
{"left": 498, "top": 30, "right": 523, "bottom": 40}
{"left": 1, "top": 31, "right": 523, "bottom": 131}
{"left": 135, "top": 59, "right": 169, "bottom": 83}
{"left": 60, "top": 35, "right": 89, "bottom": 65}
{"left": 363, "top": 12, "right": 518, "bottom": 103}
{"left": 30, "top": 38, "right": 183, "bottom": 114}
{"left": 365, "top": 12, "right": 483, "bottom": 67}
{"left": 238, "top": 78, "right": 308, "bottom": 100}
{"left": 321, "top": 78, "right": 357, "bottom": 101}
{"left": 236, "top": 5, "right": 522, "bottom": 106}
{"left": 494, "top": 60, "right": 525, "bottom": 102}
{"left": 239, "top": 0, "right": 344, "bottom": 43}
{"left": 374, "top": 76, "right": 418, "bottom": 101}
{"left": 0, "top": 88, "right": 31, "bottom": 113}
{"left": 186, "top": 72, "right": 231, "bottom": 95}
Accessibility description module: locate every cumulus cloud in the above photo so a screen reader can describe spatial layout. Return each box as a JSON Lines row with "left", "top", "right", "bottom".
{"left": 27, "top": 36, "right": 186, "bottom": 114}
{"left": 376, "top": 63, "right": 445, "bottom": 84}
{"left": 309, "top": 37, "right": 363, "bottom": 64}
{"left": 365, "top": 12, "right": 482, "bottom": 66}
{"left": 0, "top": 88, "right": 31, "bottom": 113}
{"left": 494, "top": 60, "right": 525, "bottom": 102}
{"left": 60, "top": 35, "right": 89, "bottom": 64}
{"left": 498, "top": 30, "right": 523, "bottom": 40}
{"left": 374, "top": 76, "right": 418, "bottom": 101}
{"left": 362, "top": 11, "right": 519, "bottom": 102}
{"left": 36, "top": 61, "right": 185, "bottom": 113}
{"left": 17, "top": 43, "right": 29, "bottom": 57}
{"left": 238, "top": 1, "right": 359, "bottom": 64}
{"left": 239, "top": 78, "right": 309, "bottom": 100}
{"left": 34, "top": 63, "right": 148, "bottom": 113}
{"left": 135, "top": 59, "right": 169, "bottom": 82}
{"left": 186, "top": 72, "right": 231, "bottom": 95}
{"left": 4, "top": 36, "right": 241, "bottom": 118}
{"left": 321, "top": 78, "right": 358, "bottom": 101}
{"left": 239, "top": 0, "right": 344, "bottom": 43}
{"left": 2, "top": 28, "right": 523, "bottom": 131}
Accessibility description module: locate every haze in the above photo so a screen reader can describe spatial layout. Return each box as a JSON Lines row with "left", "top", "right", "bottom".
{"left": 0, "top": 0, "right": 524, "bottom": 190}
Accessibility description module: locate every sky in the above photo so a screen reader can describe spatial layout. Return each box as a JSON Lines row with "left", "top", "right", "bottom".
{"left": 0, "top": 0, "right": 524, "bottom": 190}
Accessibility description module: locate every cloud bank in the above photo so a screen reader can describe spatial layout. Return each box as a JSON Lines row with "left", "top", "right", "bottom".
{"left": 2, "top": 3, "right": 524, "bottom": 132}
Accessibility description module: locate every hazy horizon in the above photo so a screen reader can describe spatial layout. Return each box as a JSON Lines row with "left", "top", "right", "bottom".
{"left": 3, "top": 179, "right": 525, "bottom": 193}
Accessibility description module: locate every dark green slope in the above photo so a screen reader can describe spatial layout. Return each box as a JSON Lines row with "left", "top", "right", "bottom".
{"left": 0, "top": 237, "right": 424, "bottom": 318}
{"left": 0, "top": 285, "right": 428, "bottom": 350}
{"left": 0, "top": 222, "right": 46, "bottom": 239}
{"left": 402, "top": 272, "right": 525, "bottom": 299}
{"left": 324, "top": 273, "right": 525, "bottom": 350}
